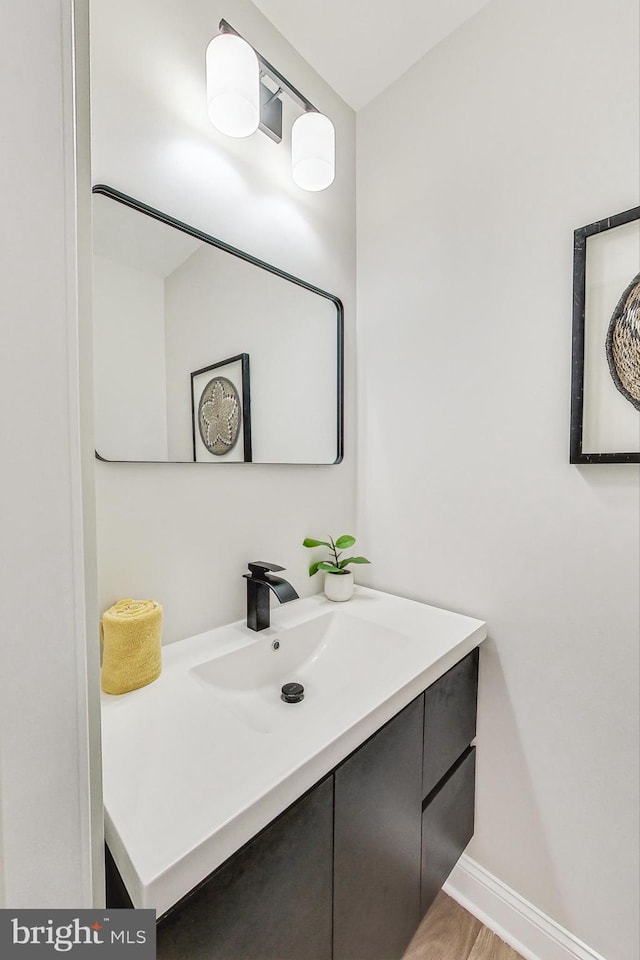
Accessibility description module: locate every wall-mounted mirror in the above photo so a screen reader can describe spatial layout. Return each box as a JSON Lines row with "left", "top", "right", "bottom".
{"left": 92, "top": 186, "right": 344, "bottom": 464}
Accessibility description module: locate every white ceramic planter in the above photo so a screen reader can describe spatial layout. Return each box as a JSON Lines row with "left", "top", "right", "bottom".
{"left": 324, "top": 570, "right": 354, "bottom": 602}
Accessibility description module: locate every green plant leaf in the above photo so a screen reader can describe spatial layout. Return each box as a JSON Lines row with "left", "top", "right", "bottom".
{"left": 308, "top": 561, "right": 322, "bottom": 576}
{"left": 339, "top": 556, "right": 371, "bottom": 567}
{"left": 303, "top": 538, "right": 331, "bottom": 548}
{"left": 335, "top": 535, "right": 356, "bottom": 549}
{"left": 318, "top": 561, "right": 343, "bottom": 574}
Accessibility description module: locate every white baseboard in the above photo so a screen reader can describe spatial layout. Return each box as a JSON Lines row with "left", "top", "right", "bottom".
{"left": 443, "top": 855, "right": 607, "bottom": 960}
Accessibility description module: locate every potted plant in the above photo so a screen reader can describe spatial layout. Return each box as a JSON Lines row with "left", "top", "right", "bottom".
{"left": 302, "top": 535, "right": 371, "bottom": 602}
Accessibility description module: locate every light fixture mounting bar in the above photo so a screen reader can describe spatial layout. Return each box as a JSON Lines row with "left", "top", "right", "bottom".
{"left": 219, "top": 19, "right": 318, "bottom": 114}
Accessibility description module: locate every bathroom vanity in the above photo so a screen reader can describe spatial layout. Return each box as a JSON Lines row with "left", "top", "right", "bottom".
{"left": 102, "top": 588, "right": 485, "bottom": 959}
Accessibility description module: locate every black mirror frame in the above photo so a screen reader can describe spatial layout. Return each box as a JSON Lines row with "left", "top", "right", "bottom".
{"left": 92, "top": 184, "right": 344, "bottom": 465}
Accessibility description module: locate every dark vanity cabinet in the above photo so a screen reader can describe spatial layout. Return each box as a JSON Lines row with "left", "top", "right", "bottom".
{"left": 114, "top": 647, "right": 480, "bottom": 960}
{"left": 333, "top": 647, "right": 479, "bottom": 959}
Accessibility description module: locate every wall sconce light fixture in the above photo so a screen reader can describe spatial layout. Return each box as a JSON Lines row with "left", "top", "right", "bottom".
{"left": 206, "top": 32, "right": 260, "bottom": 138}
{"left": 206, "top": 20, "right": 335, "bottom": 192}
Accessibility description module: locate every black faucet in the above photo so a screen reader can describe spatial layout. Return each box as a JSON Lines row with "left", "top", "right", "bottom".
{"left": 243, "top": 562, "right": 299, "bottom": 631}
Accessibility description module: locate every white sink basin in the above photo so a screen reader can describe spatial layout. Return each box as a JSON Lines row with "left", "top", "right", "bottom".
{"left": 101, "top": 587, "right": 486, "bottom": 916}
{"left": 190, "top": 611, "right": 410, "bottom": 732}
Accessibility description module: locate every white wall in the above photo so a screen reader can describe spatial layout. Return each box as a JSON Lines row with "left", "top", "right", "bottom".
{"left": 0, "top": 0, "right": 103, "bottom": 907}
{"left": 357, "top": 1, "right": 639, "bottom": 958}
{"left": 93, "top": 256, "right": 168, "bottom": 461}
{"left": 90, "top": 0, "right": 356, "bottom": 643}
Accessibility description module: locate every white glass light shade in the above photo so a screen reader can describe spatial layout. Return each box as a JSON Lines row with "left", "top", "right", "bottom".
{"left": 291, "top": 112, "right": 335, "bottom": 191}
{"left": 206, "top": 33, "right": 259, "bottom": 138}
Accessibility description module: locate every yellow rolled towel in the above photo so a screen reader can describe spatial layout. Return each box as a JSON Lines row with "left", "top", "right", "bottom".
{"left": 101, "top": 599, "right": 163, "bottom": 695}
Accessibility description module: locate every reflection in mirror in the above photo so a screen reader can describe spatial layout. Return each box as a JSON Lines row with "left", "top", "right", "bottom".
{"left": 92, "top": 186, "right": 343, "bottom": 464}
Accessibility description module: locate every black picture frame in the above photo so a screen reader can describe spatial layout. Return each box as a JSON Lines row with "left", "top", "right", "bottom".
{"left": 570, "top": 205, "right": 640, "bottom": 464}
{"left": 191, "top": 354, "right": 252, "bottom": 462}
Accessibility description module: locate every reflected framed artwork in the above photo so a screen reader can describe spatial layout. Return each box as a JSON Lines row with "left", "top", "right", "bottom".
{"left": 191, "top": 354, "right": 252, "bottom": 462}
{"left": 570, "top": 205, "right": 640, "bottom": 463}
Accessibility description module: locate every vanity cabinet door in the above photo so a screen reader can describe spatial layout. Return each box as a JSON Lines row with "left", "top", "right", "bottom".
{"left": 333, "top": 695, "right": 424, "bottom": 960}
{"left": 156, "top": 776, "right": 333, "bottom": 960}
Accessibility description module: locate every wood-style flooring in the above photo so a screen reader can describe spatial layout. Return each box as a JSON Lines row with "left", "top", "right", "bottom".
{"left": 403, "top": 892, "right": 524, "bottom": 960}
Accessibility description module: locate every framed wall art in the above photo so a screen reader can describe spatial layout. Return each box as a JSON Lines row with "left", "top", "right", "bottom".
{"left": 191, "top": 354, "right": 252, "bottom": 462}
{"left": 570, "top": 205, "right": 640, "bottom": 463}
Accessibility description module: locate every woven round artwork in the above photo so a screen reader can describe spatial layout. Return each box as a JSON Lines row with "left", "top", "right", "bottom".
{"left": 605, "top": 271, "right": 640, "bottom": 411}
{"left": 198, "top": 376, "right": 241, "bottom": 455}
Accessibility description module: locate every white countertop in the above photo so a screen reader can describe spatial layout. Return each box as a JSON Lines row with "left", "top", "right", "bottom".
{"left": 101, "top": 587, "right": 486, "bottom": 916}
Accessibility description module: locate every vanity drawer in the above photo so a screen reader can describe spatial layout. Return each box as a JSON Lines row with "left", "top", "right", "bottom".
{"left": 421, "top": 745, "right": 476, "bottom": 916}
{"left": 423, "top": 647, "right": 479, "bottom": 797}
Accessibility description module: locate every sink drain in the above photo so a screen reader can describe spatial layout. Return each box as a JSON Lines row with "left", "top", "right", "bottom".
{"left": 281, "top": 682, "right": 304, "bottom": 703}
